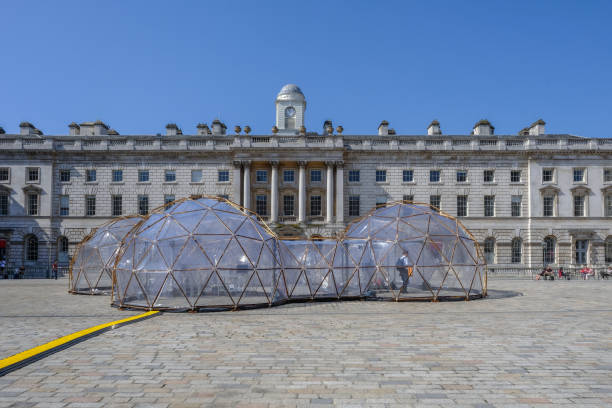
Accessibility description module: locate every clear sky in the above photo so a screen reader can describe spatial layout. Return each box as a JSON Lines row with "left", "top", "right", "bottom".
{"left": 1, "top": 0, "right": 611, "bottom": 136}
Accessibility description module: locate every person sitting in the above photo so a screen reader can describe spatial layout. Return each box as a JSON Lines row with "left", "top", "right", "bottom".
{"left": 538, "top": 266, "right": 555, "bottom": 280}
{"left": 580, "top": 265, "right": 593, "bottom": 280}
{"left": 558, "top": 267, "right": 570, "bottom": 280}
{"left": 601, "top": 266, "right": 612, "bottom": 280}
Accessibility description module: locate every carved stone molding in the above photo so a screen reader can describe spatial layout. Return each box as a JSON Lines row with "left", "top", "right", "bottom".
{"left": 269, "top": 160, "right": 279, "bottom": 167}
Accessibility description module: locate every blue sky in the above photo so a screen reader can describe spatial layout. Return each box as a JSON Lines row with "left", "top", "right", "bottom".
{"left": 1, "top": 1, "right": 611, "bottom": 136}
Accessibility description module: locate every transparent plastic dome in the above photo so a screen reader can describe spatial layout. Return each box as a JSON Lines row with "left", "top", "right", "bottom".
{"left": 341, "top": 202, "right": 486, "bottom": 300}
{"left": 69, "top": 216, "right": 142, "bottom": 294}
{"left": 113, "top": 197, "right": 285, "bottom": 311}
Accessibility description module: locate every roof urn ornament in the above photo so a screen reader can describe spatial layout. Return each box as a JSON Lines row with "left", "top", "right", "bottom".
{"left": 234, "top": 125, "right": 241, "bottom": 134}
{"left": 336, "top": 125, "right": 344, "bottom": 134}
{"left": 272, "top": 126, "right": 279, "bottom": 134}
{"left": 244, "top": 125, "right": 251, "bottom": 134}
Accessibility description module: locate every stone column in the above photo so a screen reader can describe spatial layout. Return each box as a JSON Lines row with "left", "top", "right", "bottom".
{"left": 335, "top": 161, "right": 344, "bottom": 224}
{"left": 325, "top": 161, "right": 334, "bottom": 224}
{"left": 242, "top": 160, "right": 251, "bottom": 210}
{"left": 270, "top": 160, "right": 279, "bottom": 223}
{"left": 298, "top": 161, "right": 307, "bottom": 223}
{"left": 232, "top": 160, "right": 242, "bottom": 205}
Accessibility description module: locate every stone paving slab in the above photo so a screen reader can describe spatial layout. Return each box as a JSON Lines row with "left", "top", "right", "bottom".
{"left": 0, "top": 279, "right": 139, "bottom": 358}
{"left": 0, "top": 280, "right": 611, "bottom": 407}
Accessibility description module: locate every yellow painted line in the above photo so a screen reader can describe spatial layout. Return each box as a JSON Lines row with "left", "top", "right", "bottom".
{"left": 0, "top": 311, "right": 159, "bottom": 375}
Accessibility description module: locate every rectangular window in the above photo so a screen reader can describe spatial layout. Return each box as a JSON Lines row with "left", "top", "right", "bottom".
{"left": 111, "top": 195, "right": 122, "bottom": 216}
{"left": 59, "top": 169, "right": 70, "bottom": 182}
{"left": 510, "top": 170, "right": 522, "bottom": 183}
{"left": 310, "top": 195, "right": 321, "bottom": 216}
{"left": 511, "top": 195, "right": 522, "bottom": 217}
{"left": 27, "top": 167, "right": 40, "bottom": 182}
{"left": 573, "top": 168, "right": 585, "bottom": 183}
{"left": 575, "top": 240, "right": 588, "bottom": 264}
{"left": 138, "top": 170, "right": 150, "bottom": 182}
{"left": 165, "top": 170, "right": 176, "bottom": 182}
{"left": 218, "top": 170, "right": 229, "bottom": 182}
{"left": 112, "top": 169, "right": 123, "bottom": 182}
{"left": 0, "top": 193, "right": 8, "bottom": 216}
{"left": 605, "top": 169, "right": 612, "bottom": 183}
{"left": 283, "top": 169, "right": 295, "bottom": 183}
{"left": 402, "top": 195, "right": 414, "bottom": 203}
{"left": 402, "top": 170, "right": 414, "bottom": 183}
{"left": 27, "top": 193, "right": 38, "bottom": 215}
{"left": 375, "top": 170, "right": 387, "bottom": 183}
{"left": 86, "top": 169, "right": 96, "bottom": 182}
{"left": 164, "top": 194, "right": 175, "bottom": 206}
{"left": 376, "top": 196, "right": 387, "bottom": 207}
{"left": 283, "top": 195, "right": 294, "bottom": 216}
{"left": 256, "top": 170, "right": 268, "bottom": 183}
{"left": 0, "top": 168, "right": 9, "bottom": 182}
{"left": 256, "top": 195, "right": 267, "bottom": 216}
{"left": 542, "top": 168, "right": 554, "bottom": 183}
{"left": 606, "top": 194, "right": 612, "bottom": 217}
{"left": 138, "top": 195, "right": 149, "bottom": 215}
{"left": 574, "top": 195, "right": 585, "bottom": 216}
{"left": 348, "top": 195, "right": 360, "bottom": 217}
{"left": 430, "top": 195, "right": 441, "bottom": 212}
{"left": 456, "top": 170, "right": 467, "bottom": 183}
{"left": 484, "top": 195, "right": 495, "bottom": 217}
{"left": 310, "top": 169, "right": 322, "bottom": 183}
{"left": 85, "top": 195, "right": 96, "bottom": 216}
{"left": 457, "top": 195, "right": 467, "bottom": 217}
{"left": 60, "top": 195, "right": 69, "bottom": 216}
{"left": 543, "top": 196, "right": 554, "bottom": 217}
{"left": 191, "top": 170, "right": 202, "bottom": 183}
{"left": 429, "top": 170, "right": 441, "bottom": 183}
{"left": 483, "top": 170, "right": 494, "bottom": 183}
{"left": 348, "top": 170, "right": 360, "bottom": 183}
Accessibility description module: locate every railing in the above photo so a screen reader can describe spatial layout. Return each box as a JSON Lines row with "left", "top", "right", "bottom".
{"left": 0, "top": 265, "right": 69, "bottom": 279}
{"left": 279, "top": 216, "right": 297, "bottom": 223}
{"left": 487, "top": 265, "right": 610, "bottom": 280}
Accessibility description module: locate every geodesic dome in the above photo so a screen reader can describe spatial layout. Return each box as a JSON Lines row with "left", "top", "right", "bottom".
{"left": 69, "top": 216, "right": 143, "bottom": 294}
{"left": 112, "top": 197, "right": 286, "bottom": 311}
{"left": 341, "top": 202, "right": 486, "bottom": 300}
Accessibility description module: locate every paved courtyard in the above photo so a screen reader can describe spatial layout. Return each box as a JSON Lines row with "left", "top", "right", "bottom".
{"left": 0, "top": 279, "right": 611, "bottom": 407}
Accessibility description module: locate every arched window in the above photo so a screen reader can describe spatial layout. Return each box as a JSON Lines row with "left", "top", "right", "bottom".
{"left": 543, "top": 236, "right": 556, "bottom": 265}
{"left": 284, "top": 106, "right": 296, "bottom": 129}
{"left": 511, "top": 238, "right": 522, "bottom": 264}
{"left": 25, "top": 235, "right": 38, "bottom": 261}
{"left": 57, "top": 236, "right": 69, "bottom": 263}
{"left": 606, "top": 236, "right": 612, "bottom": 264}
{"left": 483, "top": 237, "right": 495, "bottom": 264}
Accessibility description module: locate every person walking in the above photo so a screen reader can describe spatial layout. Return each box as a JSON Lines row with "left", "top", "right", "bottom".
{"left": 396, "top": 251, "right": 412, "bottom": 293}
{"left": 0, "top": 258, "right": 6, "bottom": 279}
{"left": 52, "top": 260, "right": 58, "bottom": 280}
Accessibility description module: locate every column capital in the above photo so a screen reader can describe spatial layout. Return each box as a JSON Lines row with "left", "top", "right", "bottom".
{"left": 269, "top": 160, "right": 279, "bottom": 167}
{"left": 241, "top": 160, "right": 252, "bottom": 167}
{"left": 297, "top": 160, "right": 308, "bottom": 167}
{"left": 324, "top": 160, "right": 336, "bottom": 167}
{"left": 335, "top": 160, "right": 344, "bottom": 168}
{"left": 232, "top": 160, "right": 242, "bottom": 168}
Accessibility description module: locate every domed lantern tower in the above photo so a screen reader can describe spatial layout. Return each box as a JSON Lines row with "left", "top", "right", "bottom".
{"left": 275, "top": 84, "right": 306, "bottom": 134}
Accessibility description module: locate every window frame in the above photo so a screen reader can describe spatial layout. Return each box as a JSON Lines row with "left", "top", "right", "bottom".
{"left": 111, "top": 195, "right": 122, "bottom": 216}
{"left": 283, "top": 195, "right": 295, "bottom": 216}
{"left": 27, "top": 193, "right": 39, "bottom": 216}
{"left": 348, "top": 195, "right": 360, "bottom": 217}
{"left": 310, "top": 169, "right": 322, "bottom": 183}
{"left": 256, "top": 194, "right": 267, "bottom": 216}
{"left": 85, "top": 195, "right": 96, "bottom": 216}
{"left": 483, "top": 169, "right": 495, "bottom": 183}
{"left": 217, "top": 170, "right": 229, "bottom": 183}
{"left": 511, "top": 195, "right": 522, "bottom": 217}
{"left": 511, "top": 238, "right": 522, "bottom": 264}
{"left": 543, "top": 236, "right": 556, "bottom": 264}
{"left": 164, "top": 169, "right": 177, "bottom": 183}
{"left": 255, "top": 169, "right": 268, "bottom": 183}
{"left": 0, "top": 192, "right": 8, "bottom": 216}
{"left": 191, "top": 169, "right": 203, "bottom": 183}
{"left": 348, "top": 170, "right": 360, "bottom": 183}
{"left": 310, "top": 194, "right": 322, "bottom": 216}
{"left": 429, "top": 170, "right": 441, "bottom": 183}
{"left": 456, "top": 195, "right": 467, "bottom": 217}
{"left": 59, "top": 169, "right": 71, "bottom": 183}
{"left": 542, "top": 168, "right": 555, "bottom": 183}
{"left": 26, "top": 167, "right": 40, "bottom": 183}
{"left": 429, "top": 195, "right": 441, "bottom": 212}
{"left": 456, "top": 170, "right": 467, "bottom": 183}
{"left": 510, "top": 170, "right": 522, "bottom": 183}
{"left": 25, "top": 235, "right": 38, "bottom": 261}
{"left": 0, "top": 167, "right": 9, "bottom": 183}
{"left": 112, "top": 169, "right": 123, "bottom": 183}
{"left": 59, "top": 195, "right": 69, "bottom": 216}
{"left": 484, "top": 195, "right": 495, "bottom": 217}
{"left": 283, "top": 169, "right": 295, "bottom": 183}
{"left": 164, "top": 194, "right": 176, "bottom": 206}
{"left": 483, "top": 237, "right": 495, "bottom": 264}
{"left": 573, "top": 194, "right": 586, "bottom": 217}
{"left": 85, "top": 169, "right": 97, "bottom": 183}
{"left": 573, "top": 167, "right": 586, "bottom": 183}
{"left": 138, "top": 169, "right": 150, "bottom": 183}
{"left": 375, "top": 170, "right": 387, "bottom": 183}
{"left": 402, "top": 169, "right": 414, "bottom": 183}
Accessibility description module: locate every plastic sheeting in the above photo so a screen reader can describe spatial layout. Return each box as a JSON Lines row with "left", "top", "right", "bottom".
{"left": 109, "top": 197, "right": 485, "bottom": 311}
{"left": 69, "top": 216, "right": 142, "bottom": 294}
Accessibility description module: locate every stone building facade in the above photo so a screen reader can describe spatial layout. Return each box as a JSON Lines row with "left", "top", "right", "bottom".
{"left": 1, "top": 84, "right": 611, "bottom": 270}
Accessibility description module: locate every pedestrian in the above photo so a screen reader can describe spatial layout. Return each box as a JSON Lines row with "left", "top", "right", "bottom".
{"left": 19, "top": 265, "right": 25, "bottom": 279}
{"left": 396, "top": 251, "right": 412, "bottom": 293}
{"left": 52, "top": 260, "right": 58, "bottom": 280}
{"left": 0, "top": 258, "right": 5, "bottom": 279}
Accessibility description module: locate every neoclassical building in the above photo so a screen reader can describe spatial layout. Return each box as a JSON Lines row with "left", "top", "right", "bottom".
{"left": 1, "top": 84, "right": 611, "bottom": 269}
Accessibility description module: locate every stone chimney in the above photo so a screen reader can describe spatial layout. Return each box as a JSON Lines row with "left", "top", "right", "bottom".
{"left": 19, "top": 122, "right": 36, "bottom": 135}
{"left": 378, "top": 120, "right": 389, "bottom": 136}
{"left": 165, "top": 123, "right": 180, "bottom": 136}
{"left": 427, "top": 120, "right": 442, "bottom": 136}
{"left": 196, "top": 123, "right": 210, "bottom": 136}
{"left": 472, "top": 119, "right": 494, "bottom": 136}
{"left": 211, "top": 119, "right": 227, "bottom": 136}
{"left": 93, "top": 120, "right": 109, "bottom": 135}
{"left": 527, "top": 119, "right": 546, "bottom": 136}
{"left": 68, "top": 122, "right": 80, "bottom": 136}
